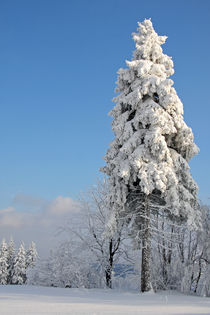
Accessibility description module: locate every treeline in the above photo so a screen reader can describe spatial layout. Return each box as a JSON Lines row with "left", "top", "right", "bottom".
{"left": 0, "top": 238, "right": 37, "bottom": 285}
{"left": 28, "top": 181, "right": 210, "bottom": 296}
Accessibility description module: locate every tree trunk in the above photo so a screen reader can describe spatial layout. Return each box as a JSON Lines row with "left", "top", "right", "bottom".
{"left": 161, "top": 220, "right": 168, "bottom": 288}
{"left": 141, "top": 195, "right": 152, "bottom": 292}
{"left": 105, "top": 239, "right": 113, "bottom": 289}
{"left": 105, "top": 268, "right": 112, "bottom": 288}
{"left": 194, "top": 256, "right": 202, "bottom": 293}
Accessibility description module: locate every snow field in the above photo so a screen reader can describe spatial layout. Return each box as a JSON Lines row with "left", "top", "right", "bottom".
{"left": 0, "top": 286, "right": 209, "bottom": 315}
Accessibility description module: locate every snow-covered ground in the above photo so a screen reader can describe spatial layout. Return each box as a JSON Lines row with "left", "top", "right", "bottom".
{"left": 0, "top": 285, "right": 209, "bottom": 315}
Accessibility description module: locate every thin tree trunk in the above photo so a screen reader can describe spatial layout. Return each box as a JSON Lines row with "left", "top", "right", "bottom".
{"left": 141, "top": 195, "right": 152, "bottom": 292}
{"left": 105, "top": 239, "right": 113, "bottom": 289}
{"left": 194, "top": 255, "right": 202, "bottom": 293}
{"left": 161, "top": 220, "right": 168, "bottom": 288}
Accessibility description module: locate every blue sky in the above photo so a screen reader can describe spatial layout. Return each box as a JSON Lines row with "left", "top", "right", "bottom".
{"left": 0, "top": 0, "right": 210, "bottom": 217}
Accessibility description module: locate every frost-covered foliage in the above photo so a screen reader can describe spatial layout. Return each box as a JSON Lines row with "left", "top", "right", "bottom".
{"left": 28, "top": 243, "right": 91, "bottom": 288}
{"left": 12, "top": 243, "right": 26, "bottom": 285}
{"left": 76, "top": 179, "right": 126, "bottom": 288}
{"left": 56, "top": 179, "right": 126, "bottom": 289}
{"left": 26, "top": 197, "right": 208, "bottom": 295}
{"left": 181, "top": 205, "right": 210, "bottom": 296}
{"left": 150, "top": 215, "right": 188, "bottom": 291}
{"left": 0, "top": 239, "right": 9, "bottom": 284}
{"left": 7, "top": 238, "right": 15, "bottom": 284}
{"left": 26, "top": 242, "right": 38, "bottom": 269}
{"left": 28, "top": 241, "right": 140, "bottom": 290}
{"left": 147, "top": 205, "right": 210, "bottom": 295}
{"left": 0, "top": 238, "right": 38, "bottom": 285}
{"left": 28, "top": 180, "right": 134, "bottom": 290}
{"left": 27, "top": 251, "right": 55, "bottom": 287}
{"left": 102, "top": 18, "right": 200, "bottom": 293}
{"left": 102, "top": 19, "right": 200, "bottom": 229}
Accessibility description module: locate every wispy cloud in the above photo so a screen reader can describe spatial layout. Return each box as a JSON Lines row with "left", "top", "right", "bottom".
{"left": 0, "top": 206, "right": 23, "bottom": 228}
{"left": 0, "top": 194, "right": 81, "bottom": 256}
{"left": 47, "top": 196, "right": 81, "bottom": 215}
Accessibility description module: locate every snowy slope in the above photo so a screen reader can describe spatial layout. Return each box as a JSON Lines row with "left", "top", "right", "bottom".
{"left": 0, "top": 285, "right": 209, "bottom": 315}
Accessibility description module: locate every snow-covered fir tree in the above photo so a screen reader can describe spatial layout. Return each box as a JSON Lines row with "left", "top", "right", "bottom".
{"left": 26, "top": 241, "right": 38, "bottom": 269}
{"left": 12, "top": 243, "right": 26, "bottom": 285}
{"left": 7, "top": 237, "right": 15, "bottom": 284}
{"left": 102, "top": 19, "right": 201, "bottom": 292}
{"left": 0, "top": 239, "right": 8, "bottom": 284}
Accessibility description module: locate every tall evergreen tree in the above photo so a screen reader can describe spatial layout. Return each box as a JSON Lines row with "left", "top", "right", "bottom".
{"left": 26, "top": 241, "right": 38, "bottom": 269}
{"left": 102, "top": 19, "right": 201, "bottom": 292}
{"left": 12, "top": 243, "right": 26, "bottom": 285}
{"left": 0, "top": 239, "right": 8, "bottom": 284}
{"left": 7, "top": 237, "right": 15, "bottom": 284}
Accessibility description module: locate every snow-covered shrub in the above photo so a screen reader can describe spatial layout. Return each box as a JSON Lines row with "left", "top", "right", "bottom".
{"left": 0, "top": 239, "right": 9, "bottom": 284}
{"left": 28, "top": 242, "right": 91, "bottom": 288}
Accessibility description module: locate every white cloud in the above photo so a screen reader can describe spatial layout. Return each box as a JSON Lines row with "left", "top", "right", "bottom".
{"left": 0, "top": 207, "right": 23, "bottom": 228}
{"left": 0, "top": 204, "right": 39, "bottom": 228}
{"left": 0, "top": 194, "right": 82, "bottom": 257}
{"left": 47, "top": 196, "right": 80, "bottom": 215}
